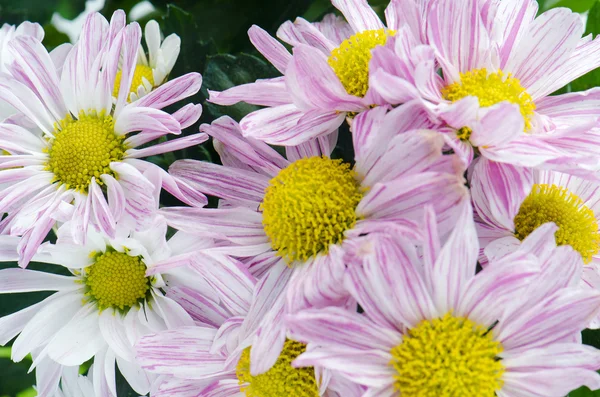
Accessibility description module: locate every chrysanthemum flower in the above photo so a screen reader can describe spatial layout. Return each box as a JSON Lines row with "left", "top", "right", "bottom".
{"left": 136, "top": 254, "right": 364, "bottom": 397}
{"left": 114, "top": 19, "right": 181, "bottom": 102}
{"left": 372, "top": 0, "right": 600, "bottom": 170}
{"left": 161, "top": 107, "right": 467, "bottom": 315}
{"left": 472, "top": 158, "right": 600, "bottom": 326}
{"left": 208, "top": 0, "right": 425, "bottom": 145}
{"left": 0, "top": 215, "right": 218, "bottom": 396}
{"left": 287, "top": 202, "right": 600, "bottom": 397}
{"left": 0, "top": 11, "right": 206, "bottom": 266}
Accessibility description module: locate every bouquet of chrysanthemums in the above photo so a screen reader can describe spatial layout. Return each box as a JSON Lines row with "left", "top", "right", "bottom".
{"left": 3, "top": 0, "right": 600, "bottom": 395}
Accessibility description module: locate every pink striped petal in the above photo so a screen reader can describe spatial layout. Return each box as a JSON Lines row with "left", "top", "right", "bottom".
{"left": 169, "top": 159, "right": 269, "bottom": 206}
{"left": 471, "top": 158, "right": 532, "bottom": 231}
{"left": 248, "top": 25, "right": 291, "bottom": 74}
{"left": 331, "top": 0, "right": 384, "bottom": 32}
{"left": 136, "top": 326, "right": 226, "bottom": 379}
{"left": 208, "top": 77, "right": 293, "bottom": 107}
{"left": 135, "top": 73, "right": 203, "bottom": 109}
{"left": 505, "top": 8, "right": 582, "bottom": 97}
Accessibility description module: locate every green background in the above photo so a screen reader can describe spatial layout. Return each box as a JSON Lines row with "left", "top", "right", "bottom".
{"left": 0, "top": 0, "right": 599, "bottom": 395}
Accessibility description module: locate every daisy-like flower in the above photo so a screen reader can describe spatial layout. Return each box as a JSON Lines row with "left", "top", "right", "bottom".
{"left": 136, "top": 253, "right": 364, "bottom": 397}
{"left": 208, "top": 0, "right": 425, "bottom": 146}
{"left": 372, "top": 0, "right": 600, "bottom": 171}
{"left": 287, "top": 202, "right": 600, "bottom": 397}
{"left": 0, "top": 212, "right": 219, "bottom": 396}
{"left": 0, "top": 11, "right": 206, "bottom": 266}
{"left": 114, "top": 19, "right": 181, "bottom": 102}
{"left": 162, "top": 106, "right": 467, "bottom": 315}
{"left": 472, "top": 158, "right": 600, "bottom": 327}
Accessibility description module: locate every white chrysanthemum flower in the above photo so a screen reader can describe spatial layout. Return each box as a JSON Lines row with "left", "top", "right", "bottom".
{"left": 115, "top": 19, "right": 181, "bottom": 102}
{"left": 0, "top": 11, "right": 205, "bottom": 266}
{"left": 0, "top": 215, "right": 219, "bottom": 397}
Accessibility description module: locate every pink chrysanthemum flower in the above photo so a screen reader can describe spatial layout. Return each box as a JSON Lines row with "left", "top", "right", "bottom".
{"left": 208, "top": 0, "right": 424, "bottom": 146}
{"left": 136, "top": 254, "right": 363, "bottom": 397}
{"left": 162, "top": 106, "right": 467, "bottom": 315}
{"left": 472, "top": 158, "right": 600, "bottom": 327}
{"left": 287, "top": 202, "right": 600, "bottom": 397}
{"left": 0, "top": 11, "right": 206, "bottom": 266}
{"left": 0, "top": 213, "right": 218, "bottom": 397}
{"left": 372, "top": 0, "right": 600, "bottom": 171}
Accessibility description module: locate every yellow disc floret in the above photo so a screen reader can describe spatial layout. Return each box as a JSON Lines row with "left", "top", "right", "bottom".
{"left": 46, "top": 112, "right": 126, "bottom": 192}
{"left": 514, "top": 184, "right": 600, "bottom": 263}
{"left": 113, "top": 64, "right": 155, "bottom": 99}
{"left": 261, "top": 156, "right": 363, "bottom": 263}
{"left": 442, "top": 68, "right": 536, "bottom": 131}
{"left": 236, "top": 339, "right": 319, "bottom": 397}
{"left": 84, "top": 250, "right": 150, "bottom": 311}
{"left": 390, "top": 313, "right": 504, "bottom": 397}
{"left": 328, "top": 29, "right": 395, "bottom": 98}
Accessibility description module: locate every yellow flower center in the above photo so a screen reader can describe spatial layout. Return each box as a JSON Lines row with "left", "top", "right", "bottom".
{"left": 46, "top": 112, "right": 126, "bottom": 192}
{"left": 261, "top": 156, "right": 363, "bottom": 263}
{"left": 390, "top": 313, "right": 504, "bottom": 397}
{"left": 84, "top": 250, "right": 150, "bottom": 311}
{"left": 236, "top": 340, "right": 319, "bottom": 397}
{"left": 441, "top": 68, "right": 536, "bottom": 131}
{"left": 328, "top": 29, "right": 395, "bottom": 98}
{"left": 113, "top": 64, "right": 155, "bottom": 99}
{"left": 514, "top": 184, "right": 600, "bottom": 263}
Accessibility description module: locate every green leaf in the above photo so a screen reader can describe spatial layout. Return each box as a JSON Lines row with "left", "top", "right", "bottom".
{"left": 153, "top": 0, "right": 311, "bottom": 53}
{"left": 0, "top": 0, "right": 85, "bottom": 25}
{"left": 0, "top": 350, "right": 35, "bottom": 397}
{"left": 567, "top": 1, "right": 600, "bottom": 92}
{"left": 542, "top": 0, "right": 597, "bottom": 12}
{"left": 202, "top": 53, "right": 279, "bottom": 121}
{"left": 569, "top": 385, "right": 600, "bottom": 396}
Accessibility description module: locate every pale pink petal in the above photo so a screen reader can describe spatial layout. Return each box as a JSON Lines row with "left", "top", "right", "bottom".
{"left": 209, "top": 77, "right": 293, "bottom": 107}
{"left": 127, "top": 133, "right": 208, "bottom": 158}
{"left": 135, "top": 73, "right": 202, "bottom": 109}
{"left": 504, "top": 8, "right": 582, "bottom": 97}
{"left": 344, "top": 232, "right": 436, "bottom": 331}
{"left": 471, "top": 158, "right": 532, "bottom": 231}
{"left": 357, "top": 172, "right": 468, "bottom": 236}
{"left": 248, "top": 25, "right": 291, "bottom": 74}
{"left": 136, "top": 326, "right": 226, "bottom": 379}
{"left": 429, "top": 200, "right": 478, "bottom": 313}
{"left": 426, "top": 0, "right": 491, "bottom": 81}
{"left": 495, "top": 289, "right": 600, "bottom": 351}
{"left": 331, "top": 0, "right": 384, "bottom": 32}
{"left": 502, "top": 369, "right": 600, "bottom": 397}
{"left": 494, "top": 0, "right": 538, "bottom": 68}
{"left": 169, "top": 160, "right": 268, "bottom": 206}
{"left": 469, "top": 102, "right": 524, "bottom": 148}
{"left": 89, "top": 178, "right": 117, "bottom": 239}
{"left": 286, "top": 45, "right": 365, "bottom": 111}
{"left": 8, "top": 36, "right": 66, "bottom": 121}
{"left": 115, "top": 106, "right": 180, "bottom": 136}
{"left": 167, "top": 287, "right": 231, "bottom": 328}
{"left": 293, "top": 348, "right": 395, "bottom": 389}
{"left": 206, "top": 115, "right": 288, "bottom": 177}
